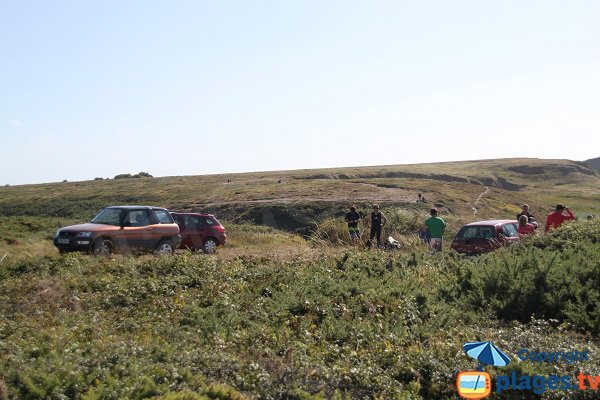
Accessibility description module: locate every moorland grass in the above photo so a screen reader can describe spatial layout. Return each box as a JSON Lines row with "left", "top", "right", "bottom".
{"left": 0, "top": 221, "right": 599, "bottom": 399}
{"left": 1, "top": 159, "right": 598, "bottom": 227}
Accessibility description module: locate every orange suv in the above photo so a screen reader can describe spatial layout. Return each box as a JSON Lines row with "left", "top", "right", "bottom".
{"left": 54, "top": 206, "right": 181, "bottom": 255}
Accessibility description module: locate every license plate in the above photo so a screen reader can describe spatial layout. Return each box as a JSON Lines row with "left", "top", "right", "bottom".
{"left": 58, "top": 238, "right": 70, "bottom": 244}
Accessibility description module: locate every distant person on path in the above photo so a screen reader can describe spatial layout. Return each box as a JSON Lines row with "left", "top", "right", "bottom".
{"left": 516, "top": 204, "right": 538, "bottom": 228}
{"left": 344, "top": 206, "right": 361, "bottom": 245}
{"left": 517, "top": 215, "right": 536, "bottom": 238}
{"left": 425, "top": 208, "right": 446, "bottom": 252}
{"left": 545, "top": 204, "right": 576, "bottom": 232}
{"left": 419, "top": 227, "right": 431, "bottom": 246}
{"left": 368, "top": 204, "right": 387, "bottom": 248}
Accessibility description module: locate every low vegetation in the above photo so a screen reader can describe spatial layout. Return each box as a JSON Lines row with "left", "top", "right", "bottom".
{"left": 0, "top": 217, "right": 599, "bottom": 399}
{"left": 0, "top": 158, "right": 598, "bottom": 398}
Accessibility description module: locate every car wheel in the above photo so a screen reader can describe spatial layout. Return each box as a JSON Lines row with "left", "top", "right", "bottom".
{"left": 93, "top": 238, "right": 112, "bottom": 256}
{"left": 156, "top": 240, "right": 175, "bottom": 255}
{"left": 203, "top": 238, "right": 218, "bottom": 254}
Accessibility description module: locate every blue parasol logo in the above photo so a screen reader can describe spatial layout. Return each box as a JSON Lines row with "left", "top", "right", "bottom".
{"left": 457, "top": 341, "right": 511, "bottom": 399}
{"left": 463, "top": 341, "right": 511, "bottom": 370}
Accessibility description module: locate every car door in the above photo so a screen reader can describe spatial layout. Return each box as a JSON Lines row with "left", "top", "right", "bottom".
{"left": 120, "top": 209, "right": 154, "bottom": 250}
{"left": 189, "top": 216, "right": 209, "bottom": 250}
{"left": 173, "top": 214, "right": 193, "bottom": 249}
{"left": 502, "top": 223, "right": 520, "bottom": 244}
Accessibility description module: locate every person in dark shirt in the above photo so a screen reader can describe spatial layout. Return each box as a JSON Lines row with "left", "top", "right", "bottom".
{"left": 367, "top": 204, "right": 387, "bottom": 248}
{"left": 344, "top": 206, "right": 361, "bottom": 245}
{"left": 516, "top": 204, "right": 538, "bottom": 228}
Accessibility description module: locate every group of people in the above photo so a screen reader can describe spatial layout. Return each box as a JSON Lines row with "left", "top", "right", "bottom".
{"left": 516, "top": 203, "right": 576, "bottom": 235}
{"left": 344, "top": 204, "right": 447, "bottom": 252}
{"left": 344, "top": 202, "right": 579, "bottom": 251}
{"left": 344, "top": 204, "right": 387, "bottom": 248}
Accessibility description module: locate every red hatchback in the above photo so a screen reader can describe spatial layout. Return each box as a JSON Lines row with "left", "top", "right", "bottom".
{"left": 170, "top": 212, "right": 227, "bottom": 253}
{"left": 451, "top": 220, "right": 520, "bottom": 255}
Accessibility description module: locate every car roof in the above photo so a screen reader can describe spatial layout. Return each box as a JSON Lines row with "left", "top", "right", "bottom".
{"left": 464, "top": 219, "right": 517, "bottom": 226}
{"left": 105, "top": 205, "right": 167, "bottom": 210}
{"left": 170, "top": 212, "right": 214, "bottom": 217}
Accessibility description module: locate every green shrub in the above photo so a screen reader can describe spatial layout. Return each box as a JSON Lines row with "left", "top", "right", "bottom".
{"left": 457, "top": 220, "right": 600, "bottom": 334}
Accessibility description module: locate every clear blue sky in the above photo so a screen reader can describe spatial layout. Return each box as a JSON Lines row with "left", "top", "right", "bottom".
{"left": 1, "top": 1, "right": 599, "bottom": 185}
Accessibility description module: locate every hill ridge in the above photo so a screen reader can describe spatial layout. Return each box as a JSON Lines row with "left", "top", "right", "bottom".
{"left": 0, "top": 158, "right": 598, "bottom": 231}
{"left": 584, "top": 156, "right": 600, "bottom": 172}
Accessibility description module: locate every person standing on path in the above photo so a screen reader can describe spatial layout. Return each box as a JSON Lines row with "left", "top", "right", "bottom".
{"left": 368, "top": 204, "right": 387, "bottom": 248}
{"left": 425, "top": 208, "right": 446, "bottom": 252}
{"left": 344, "top": 206, "right": 361, "bottom": 246}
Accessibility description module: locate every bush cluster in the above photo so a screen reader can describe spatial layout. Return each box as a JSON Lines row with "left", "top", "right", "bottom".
{"left": 114, "top": 172, "right": 153, "bottom": 179}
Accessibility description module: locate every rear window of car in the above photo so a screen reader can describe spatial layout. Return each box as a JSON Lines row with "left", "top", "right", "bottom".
{"left": 171, "top": 214, "right": 219, "bottom": 228}
{"left": 191, "top": 216, "right": 216, "bottom": 228}
{"left": 456, "top": 226, "right": 496, "bottom": 239}
{"left": 154, "top": 210, "right": 174, "bottom": 224}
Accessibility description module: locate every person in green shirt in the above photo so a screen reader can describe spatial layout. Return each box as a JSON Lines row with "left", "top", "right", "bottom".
{"left": 425, "top": 208, "right": 446, "bottom": 252}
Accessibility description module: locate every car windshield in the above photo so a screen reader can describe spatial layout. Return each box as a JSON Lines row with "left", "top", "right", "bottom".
{"left": 91, "top": 208, "right": 124, "bottom": 226}
{"left": 455, "top": 226, "right": 496, "bottom": 240}
{"left": 502, "top": 223, "right": 519, "bottom": 238}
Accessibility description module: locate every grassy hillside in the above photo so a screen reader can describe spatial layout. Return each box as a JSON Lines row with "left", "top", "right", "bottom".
{"left": 1, "top": 158, "right": 598, "bottom": 234}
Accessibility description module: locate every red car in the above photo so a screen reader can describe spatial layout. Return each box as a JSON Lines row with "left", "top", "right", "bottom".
{"left": 170, "top": 212, "right": 227, "bottom": 253}
{"left": 451, "top": 220, "right": 520, "bottom": 255}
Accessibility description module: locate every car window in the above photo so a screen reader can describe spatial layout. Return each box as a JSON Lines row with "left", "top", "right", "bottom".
{"left": 154, "top": 210, "right": 173, "bottom": 224}
{"left": 502, "top": 223, "right": 519, "bottom": 238}
{"left": 125, "top": 210, "right": 150, "bottom": 227}
{"left": 457, "top": 227, "right": 479, "bottom": 239}
{"left": 91, "top": 208, "right": 123, "bottom": 225}
{"left": 190, "top": 216, "right": 206, "bottom": 229}
{"left": 480, "top": 227, "right": 495, "bottom": 239}
{"left": 456, "top": 226, "right": 496, "bottom": 239}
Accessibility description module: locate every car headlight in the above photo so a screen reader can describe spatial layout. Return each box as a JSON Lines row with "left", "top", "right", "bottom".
{"left": 77, "top": 232, "right": 93, "bottom": 238}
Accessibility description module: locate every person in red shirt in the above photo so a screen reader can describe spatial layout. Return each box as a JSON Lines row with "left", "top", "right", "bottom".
{"left": 545, "top": 204, "right": 576, "bottom": 232}
{"left": 518, "top": 215, "right": 536, "bottom": 238}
